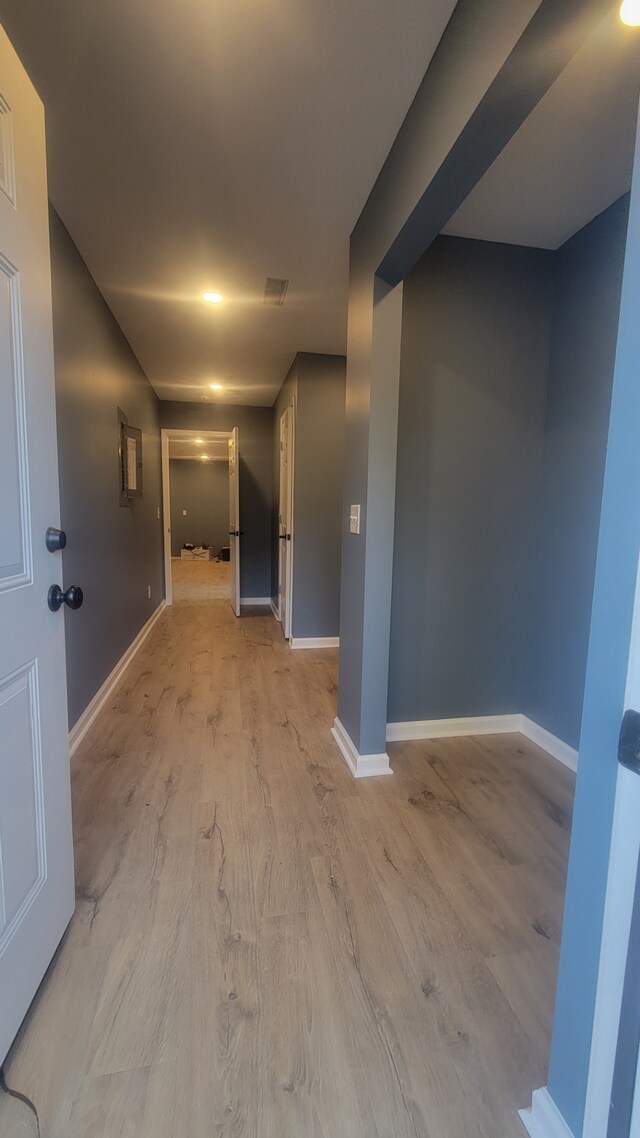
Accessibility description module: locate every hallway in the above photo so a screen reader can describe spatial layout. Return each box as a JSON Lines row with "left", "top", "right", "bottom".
{"left": 1, "top": 592, "right": 573, "bottom": 1138}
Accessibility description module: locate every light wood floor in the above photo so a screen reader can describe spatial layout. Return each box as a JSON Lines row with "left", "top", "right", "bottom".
{"left": 171, "top": 556, "right": 230, "bottom": 601}
{"left": 1, "top": 589, "right": 574, "bottom": 1137}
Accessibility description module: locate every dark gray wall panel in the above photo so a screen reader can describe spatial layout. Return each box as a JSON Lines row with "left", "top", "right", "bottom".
{"left": 293, "top": 354, "right": 346, "bottom": 639}
{"left": 159, "top": 402, "right": 272, "bottom": 598}
{"left": 524, "top": 195, "right": 630, "bottom": 748}
{"left": 169, "top": 459, "right": 229, "bottom": 556}
{"left": 271, "top": 354, "right": 346, "bottom": 638}
{"left": 271, "top": 359, "right": 298, "bottom": 603}
{"left": 390, "top": 201, "right": 629, "bottom": 746}
{"left": 389, "top": 236, "right": 552, "bottom": 723}
{"left": 50, "top": 209, "right": 164, "bottom": 729}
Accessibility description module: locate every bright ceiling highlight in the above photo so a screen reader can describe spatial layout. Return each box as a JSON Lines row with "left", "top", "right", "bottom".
{"left": 621, "top": 0, "right": 640, "bottom": 25}
{"left": 202, "top": 291, "right": 223, "bottom": 304}
{"left": 194, "top": 438, "right": 204, "bottom": 445}
{"left": 209, "top": 383, "right": 223, "bottom": 390}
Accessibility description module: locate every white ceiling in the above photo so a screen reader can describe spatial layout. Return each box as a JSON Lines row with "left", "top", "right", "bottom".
{"left": 444, "top": 11, "right": 640, "bottom": 250}
{"left": 0, "top": 0, "right": 456, "bottom": 405}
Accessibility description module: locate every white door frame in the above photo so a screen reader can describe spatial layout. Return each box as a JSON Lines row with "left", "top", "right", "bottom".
{"left": 581, "top": 553, "right": 640, "bottom": 1137}
{"left": 228, "top": 426, "right": 241, "bottom": 618}
{"left": 161, "top": 428, "right": 232, "bottom": 606}
{"left": 0, "top": 25, "right": 75, "bottom": 1064}
{"left": 277, "top": 401, "right": 295, "bottom": 639}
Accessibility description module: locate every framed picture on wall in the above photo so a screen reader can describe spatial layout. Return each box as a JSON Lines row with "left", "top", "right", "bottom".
{"left": 118, "top": 407, "right": 143, "bottom": 505}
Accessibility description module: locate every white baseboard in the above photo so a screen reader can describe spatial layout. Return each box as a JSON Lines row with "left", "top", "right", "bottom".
{"left": 291, "top": 636, "right": 339, "bottom": 649}
{"left": 519, "top": 716, "right": 578, "bottom": 773}
{"left": 331, "top": 717, "right": 392, "bottom": 778}
{"left": 269, "top": 599, "right": 280, "bottom": 620}
{"left": 240, "top": 596, "right": 271, "bottom": 606}
{"left": 69, "top": 601, "right": 166, "bottom": 757}
{"left": 386, "top": 713, "right": 578, "bottom": 772}
{"left": 519, "top": 1088, "right": 575, "bottom": 1138}
{"left": 386, "top": 714, "right": 521, "bottom": 742}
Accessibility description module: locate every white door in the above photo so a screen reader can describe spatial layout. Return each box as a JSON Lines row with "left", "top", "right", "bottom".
{"left": 278, "top": 405, "right": 294, "bottom": 637}
{"left": 228, "top": 427, "right": 240, "bottom": 616}
{"left": 0, "top": 27, "right": 75, "bottom": 1063}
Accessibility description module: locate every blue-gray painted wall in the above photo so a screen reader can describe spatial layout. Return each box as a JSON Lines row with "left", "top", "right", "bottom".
{"left": 549, "top": 122, "right": 640, "bottom": 1137}
{"left": 271, "top": 353, "right": 346, "bottom": 639}
{"left": 337, "top": 0, "right": 607, "bottom": 759}
{"left": 50, "top": 209, "right": 164, "bottom": 730}
{"left": 389, "top": 236, "right": 552, "bottom": 724}
{"left": 524, "top": 195, "right": 630, "bottom": 749}
{"left": 293, "top": 354, "right": 346, "bottom": 639}
{"left": 390, "top": 201, "right": 629, "bottom": 748}
{"left": 169, "top": 459, "right": 229, "bottom": 557}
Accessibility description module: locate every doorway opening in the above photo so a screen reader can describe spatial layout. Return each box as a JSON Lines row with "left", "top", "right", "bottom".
{"left": 161, "top": 428, "right": 240, "bottom": 613}
{"left": 386, "top": 11, "right": 640, "bottom": 1123}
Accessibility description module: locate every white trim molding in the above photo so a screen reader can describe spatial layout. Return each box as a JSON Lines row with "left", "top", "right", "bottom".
{"left": 387, "top": 714, "right": 520, "bottom": 742}
{"left": 331, "top": 717, "right": 392, "bottom": 778}
{"left": 386, "top": 713, "right": 578, "bottom": 772}
{"left": 291, "top": 636, "right": 339, "bottom": 650}
{"left": 269, "top": 599, "right": 279, "bottom": 620}
{"left": 240, "top": 596, "right": 271, "bottom": 606}
{"left": 69, "top": 601, "right": 166, "bottom": 757}
{"left": 519, "top": 1088, "right": 576, "bottom": 1138}
{"left": 582, "top": 763, "right": 640, "bottom": 1136}
{"left": 519, "top": 717, "right": 578, "bottom": 773}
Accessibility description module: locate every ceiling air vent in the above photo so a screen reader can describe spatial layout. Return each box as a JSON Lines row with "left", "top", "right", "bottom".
{"left": 264, "top": 277, "right": 289, "bottom": 306}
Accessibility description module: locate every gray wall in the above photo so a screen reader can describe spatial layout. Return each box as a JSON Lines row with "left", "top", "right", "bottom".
{"left": 389, "top": 236, "right": 552, "bottom": 723}
{"left": 169, "top": 459, "right": 229, "bottom": 557}
{"left": 50, "top": 209, "right": 164, "bottom": 729}
{"left": 271, "top": 353, "right": 346, "bottom": 639}
{"left": 293, "top": 354, "right": 346, "bottom": 639}
{"left": 159, "top": 402, "right": 272, "bottom": 598}
{"left": 524, "top": 195, "right": 630, "bottom": 748}
{"left": 390, "top": 198, "right": 629, "bottom": 752}
{"left": 271, "top": 358, "right": 298, "bottom": 599}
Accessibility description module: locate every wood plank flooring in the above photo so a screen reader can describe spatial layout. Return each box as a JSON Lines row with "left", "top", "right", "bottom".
{"left": 0, "top": 571, "right": 574, "bottom": 1137}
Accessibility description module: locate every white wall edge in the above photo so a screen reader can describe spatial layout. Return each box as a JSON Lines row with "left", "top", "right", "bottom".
{"left": 269, "top": 599, "right": 279, "bottom": 620}
{"left": 386, "top": 713, "right": 579, "bottom": 772}
{"left": 519, "top": 716, "right": 578, "bottom": 773}
{"left": 331, "top": 717, "right": 392, "bottom": 779}
{"left": 519, "top": 1088, "right": 576, "bottom": 1138}
{"left": 69, "top": 600, "right": 166, "bottom": 757}
{"left": 291, "top": 636, "right": 340, "bottom": 649}
{"left": 582, "top": 763, "right": 640, "bottom": 1135}
{"left": 240, "top": 597, "right": 271, "bottom": 606}
{"left": 386, "top": 714, "right": 521, "bottom": 742}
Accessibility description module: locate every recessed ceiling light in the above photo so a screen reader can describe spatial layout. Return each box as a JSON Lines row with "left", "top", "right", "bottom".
{"left": 621, "top": 0, "right": 640, "bottom": 23}
{"left": 209, "top": 383, "right": 223, "bottom": 390}
{"left": 202, "top": 291, "right": 223, "bottom": 304}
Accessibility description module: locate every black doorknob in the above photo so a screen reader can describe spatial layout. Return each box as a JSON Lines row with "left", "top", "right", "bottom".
{"left": 48, "top": 584, "right": 83, "bottom": 612}
{"left": 45, "top": 527, "right": 67, "bottom": 552}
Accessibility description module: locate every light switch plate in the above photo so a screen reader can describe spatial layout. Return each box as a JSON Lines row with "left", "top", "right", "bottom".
{"left": 349, "top": 505, "right": 361, "bottom": 535}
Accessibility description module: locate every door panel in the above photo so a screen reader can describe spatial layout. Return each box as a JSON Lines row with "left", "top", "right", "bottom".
{"left": 0, "top": 663, "right": 45, "bottom": 943}
{"left": 0, "top": 26, "right": 75, "bottom": 1064}
{"left": 228, "top": 427, "right": 240, "bottom": 616}
{"left": 278, "top": 405, "right": 294, "bottom": 638}
{"left": 0, "top": 254, "right": 29, "bottom": 586}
